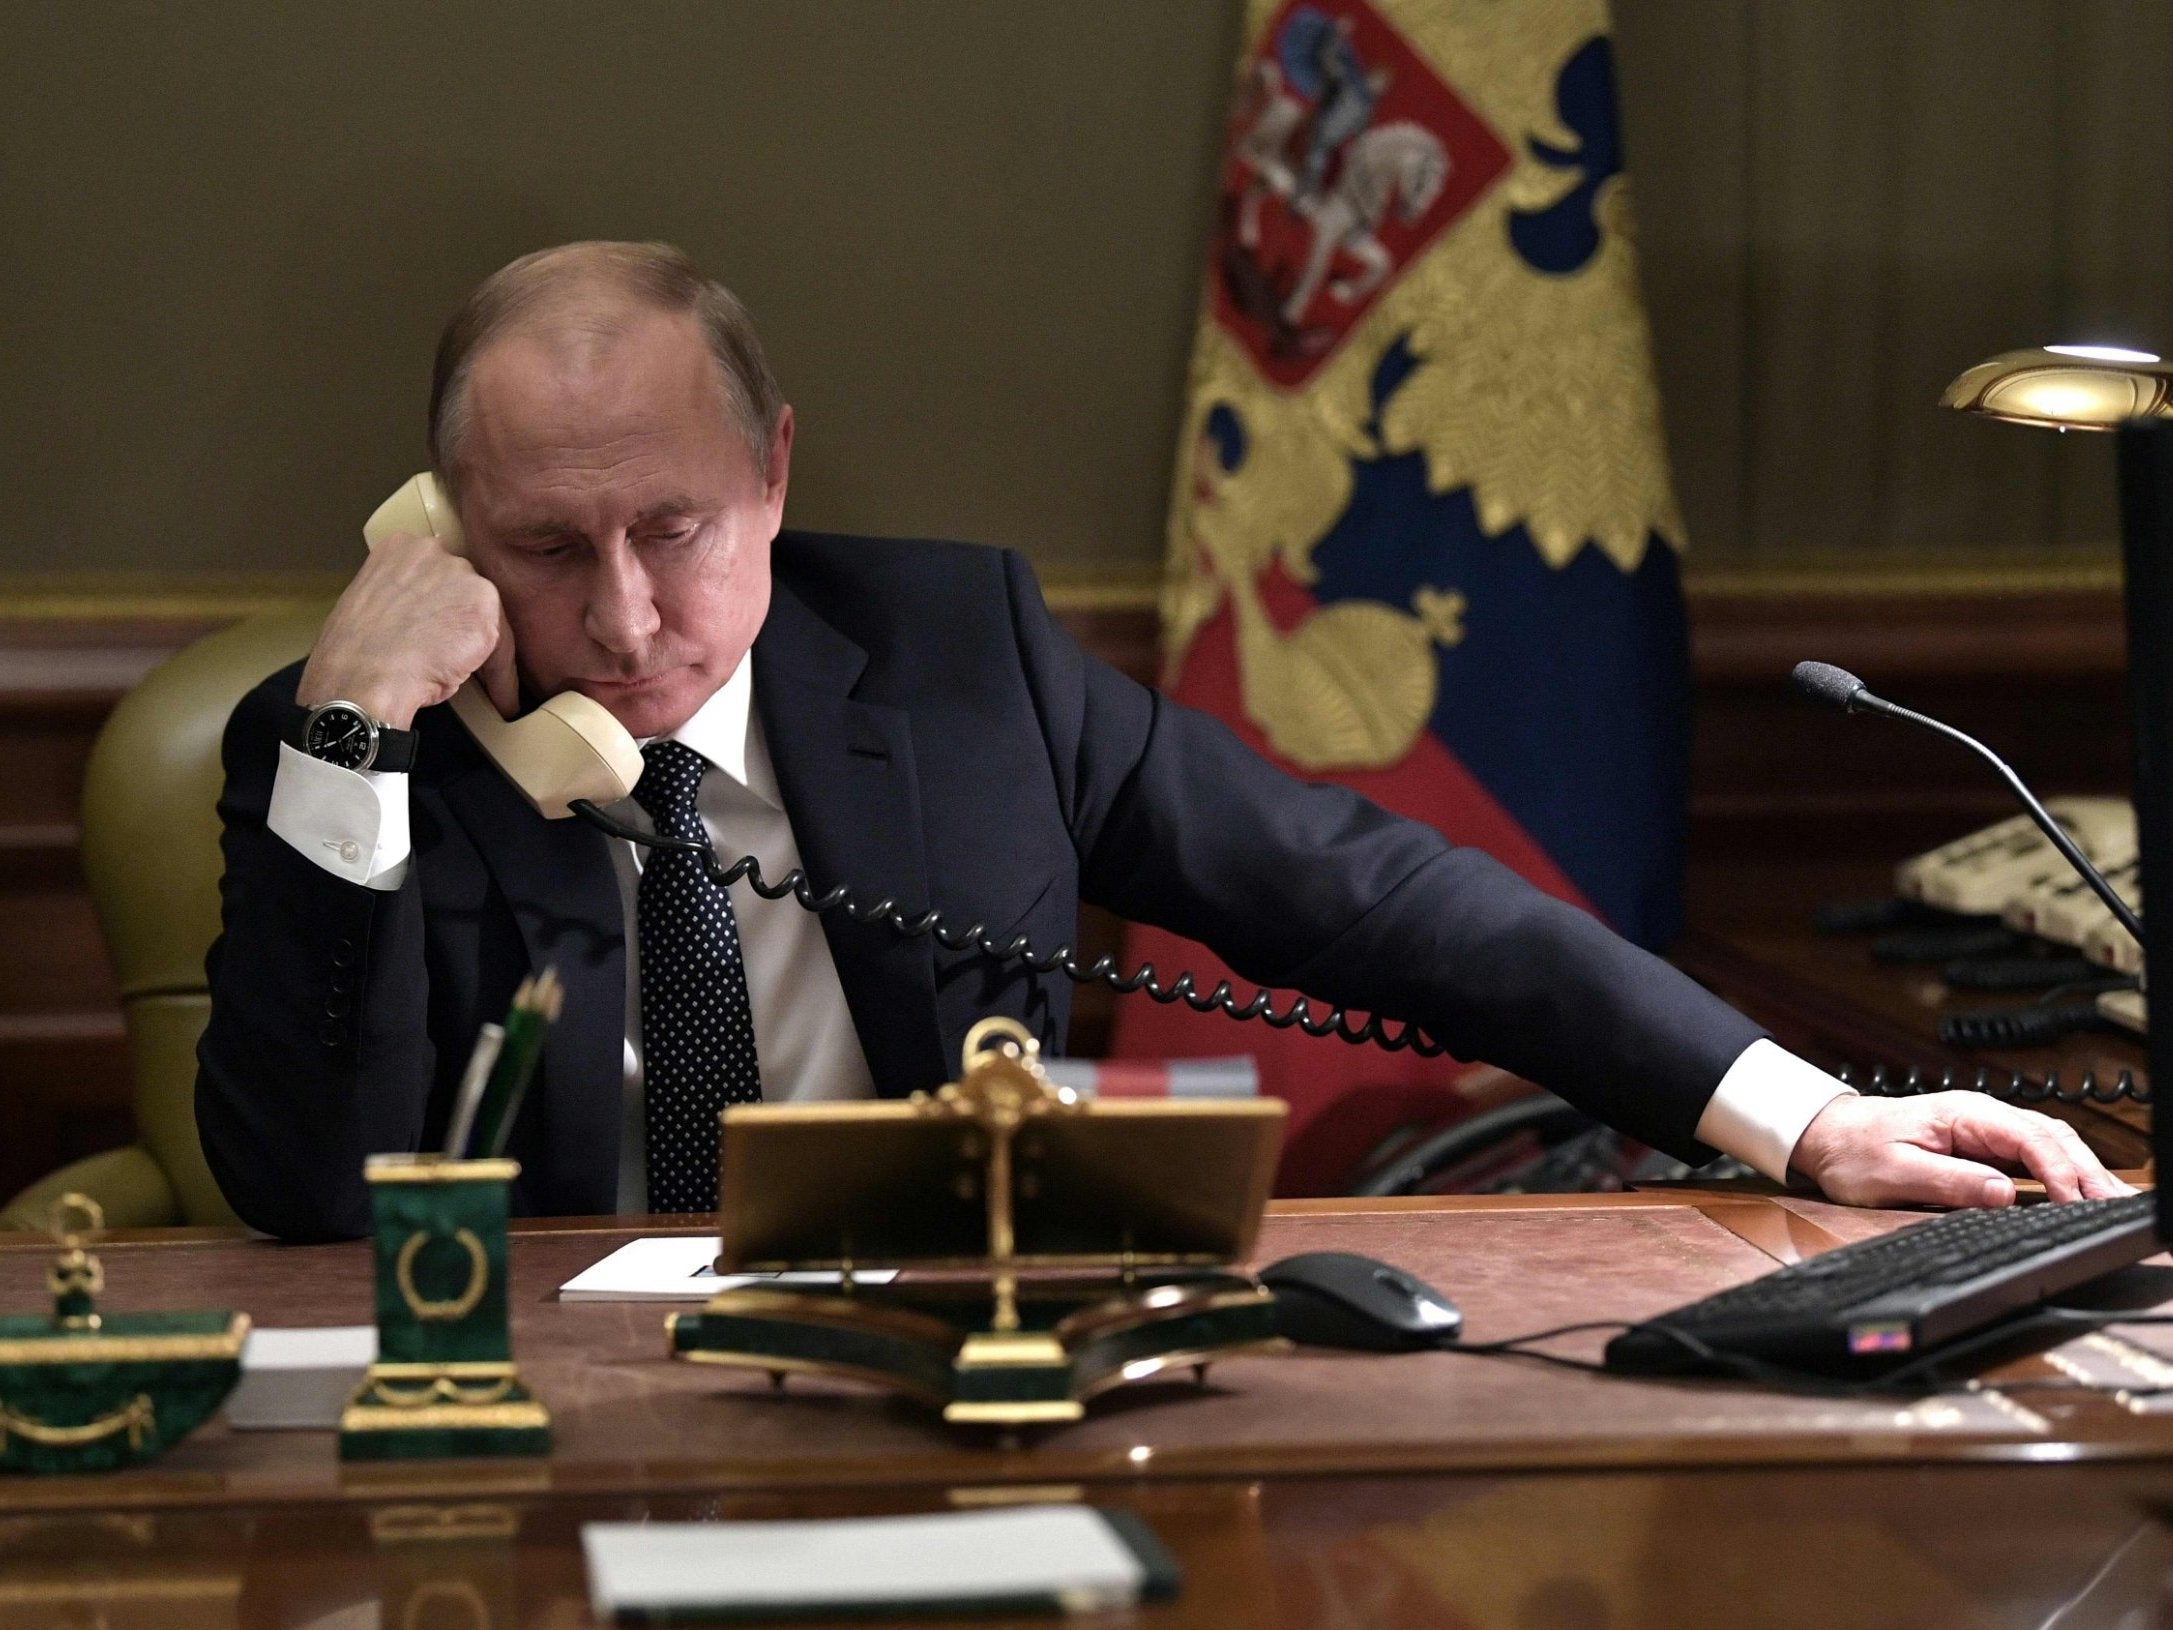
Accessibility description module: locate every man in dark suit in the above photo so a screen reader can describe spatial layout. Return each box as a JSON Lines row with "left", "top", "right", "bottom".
{"left": 198, "top": 242, "right": 2124, "bottom": 1242}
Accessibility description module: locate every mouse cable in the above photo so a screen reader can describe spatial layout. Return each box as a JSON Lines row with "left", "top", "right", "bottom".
{"left": 569, "top": 799, "right": 1450, "bottom": 1055}
{"left": 2038, "top": 1306, "right": 2173, "bottom": 1328}
{"left": 1434, "top": 1317, "right": 1886, "bottom": 1396}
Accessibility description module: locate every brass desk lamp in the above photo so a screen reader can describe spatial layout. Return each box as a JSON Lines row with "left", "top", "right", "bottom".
{"left": 1942, "top": 342, "right": 2173, "bottom": 1220}
{"left": 1942, "top": 344, "right": 2173, "bottom": 431}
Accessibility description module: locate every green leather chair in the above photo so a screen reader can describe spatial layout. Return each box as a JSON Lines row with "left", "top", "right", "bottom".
{"left": 1, "top": 604, "right": 332, "bottom": 1230}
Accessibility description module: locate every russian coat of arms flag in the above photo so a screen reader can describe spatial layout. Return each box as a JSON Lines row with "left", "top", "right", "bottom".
{"left": 1111, "top": 0, "right": 1693, "bottom": 1193}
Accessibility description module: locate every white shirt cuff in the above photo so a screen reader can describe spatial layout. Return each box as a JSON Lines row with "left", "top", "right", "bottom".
{"left": 1694, "top": 1038, "right": 1857, "bottom": 1183}
{"left": 266, "top": 742, "right": 412, "bottom": 890}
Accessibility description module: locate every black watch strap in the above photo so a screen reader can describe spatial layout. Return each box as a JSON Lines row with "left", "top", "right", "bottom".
{"left": 284, "top": 701, "right": 420, "bottom": 774}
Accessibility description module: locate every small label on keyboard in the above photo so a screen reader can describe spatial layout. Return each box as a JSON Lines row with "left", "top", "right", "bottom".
{"left": 1847, "top": 1321, "right": 1914, "bottom": 1355}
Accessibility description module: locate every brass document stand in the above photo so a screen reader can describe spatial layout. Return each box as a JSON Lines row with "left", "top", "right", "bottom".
{"left": 669, "top": 1018, "right": 1289, "bottom": 1425}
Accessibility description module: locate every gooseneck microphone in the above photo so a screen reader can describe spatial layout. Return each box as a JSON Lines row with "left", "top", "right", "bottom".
{"left": 1790, "top": 659, "right": 2146, "bottom": 945}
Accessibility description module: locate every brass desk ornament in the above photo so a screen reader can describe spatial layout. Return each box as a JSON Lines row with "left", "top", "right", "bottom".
{"left": 0, "top": 1194, "right": 247, "bottom": 1473}
{"left": 338, "top": 1156, "right": 550, "bottom": 1460}
{"left": 669, "top": 1017, "right": 1289, "bottom": 1426}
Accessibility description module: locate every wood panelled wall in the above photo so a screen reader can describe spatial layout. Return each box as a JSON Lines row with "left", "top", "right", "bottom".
{"left": 1615, "top": 0, "right": 2173, "bottom": 559}
{"left": 0, "top": 582, "right": 2128, "bottom": 1207}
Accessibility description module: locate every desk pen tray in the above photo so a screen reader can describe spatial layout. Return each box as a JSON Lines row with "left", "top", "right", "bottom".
{"left": 0, "top": 1308, "right": 248, "bottom": 1474}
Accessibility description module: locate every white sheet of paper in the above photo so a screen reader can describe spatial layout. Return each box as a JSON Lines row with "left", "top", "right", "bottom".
{"left": 557, "top": 1235, "right": 897, "bottom": 1301}
{"left": 229, "top": 1325, "right": 376, "bottom": 1430}
{"left": 583, "top": 1507, "right": 1152, "bottom": 1618}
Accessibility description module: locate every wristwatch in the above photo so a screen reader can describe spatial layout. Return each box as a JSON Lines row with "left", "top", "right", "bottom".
{"left": 286, "top": 699, "right": 419, "bottom": 773}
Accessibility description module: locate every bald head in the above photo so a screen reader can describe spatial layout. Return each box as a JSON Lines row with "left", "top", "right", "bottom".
{"left": 429, "top": 241, "right": 783, "bottom": 495}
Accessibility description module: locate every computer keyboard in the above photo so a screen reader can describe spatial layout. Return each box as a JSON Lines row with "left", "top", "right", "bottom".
{"left": 1605, "top": 1192, "right": 2160, "bottom": 1377}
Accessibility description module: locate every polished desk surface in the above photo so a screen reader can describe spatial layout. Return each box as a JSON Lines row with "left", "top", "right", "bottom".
{"left": 8, "top": 1190, "right": 2173, "bottom": 1628}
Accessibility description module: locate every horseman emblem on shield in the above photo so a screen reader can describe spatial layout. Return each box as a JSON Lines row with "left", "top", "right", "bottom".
{"left": 1213, "top": 0, "right": 1513, "bottom": 388}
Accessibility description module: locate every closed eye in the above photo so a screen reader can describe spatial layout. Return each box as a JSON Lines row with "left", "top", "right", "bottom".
{"left": 637, "top": 518, "right": 705, "bottom": 547}
{"left": 501, "top": 518, "right": 585, "bottom": 554}
{"left": 513, "top": 535, "right": 581, "bottom": 560}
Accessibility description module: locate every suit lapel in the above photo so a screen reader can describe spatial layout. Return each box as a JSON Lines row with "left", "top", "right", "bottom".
{"left": 754, "top": 579, "right": 949, "bottom": 1096}
{"left": 437, "top": 734, "right": 626, "bottom": 1213}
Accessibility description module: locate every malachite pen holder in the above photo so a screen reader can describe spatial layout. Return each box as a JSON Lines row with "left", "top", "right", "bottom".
{"left": 0, "top": 1194, "right": 247, "bottom": 1474}
{"left": 338, "top": 1155, "right": 551, "bottom": 1461}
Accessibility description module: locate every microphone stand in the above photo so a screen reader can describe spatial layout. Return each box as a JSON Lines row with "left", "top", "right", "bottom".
{"left": 1803, "top": 675, "right": 2145, "bottom": 946}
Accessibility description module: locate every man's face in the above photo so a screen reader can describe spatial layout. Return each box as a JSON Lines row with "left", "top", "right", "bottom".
{"left": 453, "top": 308, "right": 791, "bottom": 740}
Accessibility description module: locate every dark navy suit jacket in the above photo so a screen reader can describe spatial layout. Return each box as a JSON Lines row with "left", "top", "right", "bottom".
{"left": 197, "top": 532, "right": 1764, "bottom": 1240}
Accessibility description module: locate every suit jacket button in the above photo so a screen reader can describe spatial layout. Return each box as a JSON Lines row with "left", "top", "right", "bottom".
{"left": 319, "top": 1021, "right": 346, "bottom": 1048}
{"left": 325, "top": 995, "right": 352, "bottom": 1019}
{"left": 329, "top": 973, "right": 353, "bottom": 995}
{"left": 331, "top": 942, "right": 357, "bottom": 969}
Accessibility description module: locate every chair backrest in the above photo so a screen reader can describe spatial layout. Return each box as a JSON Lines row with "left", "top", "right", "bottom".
{"left": 79, "top": 603, "right": 330, "bottom": 1224}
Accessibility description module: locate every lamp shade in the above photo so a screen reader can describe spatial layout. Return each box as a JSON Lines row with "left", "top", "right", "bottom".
{"left": 1941, "top": 345, "right": 2173, "bottom": 430}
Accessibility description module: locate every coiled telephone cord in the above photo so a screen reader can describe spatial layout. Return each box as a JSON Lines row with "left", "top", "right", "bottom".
{"left": 1837, "top": 1060, "right": 2151, "bottom": 1107}
{"left": 569, "top": 799, "right": 1452, "bottom": 1055}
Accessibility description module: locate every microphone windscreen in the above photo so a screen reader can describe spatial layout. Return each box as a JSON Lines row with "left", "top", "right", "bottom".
{"left": 1791, "top": 660, "right": 1867, "bottom": 710}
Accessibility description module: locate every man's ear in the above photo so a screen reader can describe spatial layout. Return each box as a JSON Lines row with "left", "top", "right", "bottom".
{"left": 764, "top": 405, "right": 794, "bottom": 511}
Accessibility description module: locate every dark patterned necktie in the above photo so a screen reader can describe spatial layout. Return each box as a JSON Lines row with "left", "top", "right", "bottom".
{"left": 633, "top": 739, "right": 761, "bottom": 1213}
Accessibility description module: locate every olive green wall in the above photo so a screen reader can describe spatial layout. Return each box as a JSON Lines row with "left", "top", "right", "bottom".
{"left": 3, "top": 1, "right": 2168, "bottom": 583}
{"left": 1, "top": 2, "right": 1243, "bottom": 578}
{"left": 1617, "top": 0, "right": 2173, "bottom": 568}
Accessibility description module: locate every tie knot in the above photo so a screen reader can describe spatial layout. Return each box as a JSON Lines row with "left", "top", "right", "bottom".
{"left": 633, "top": 740, "right": 709, "bottom": 822}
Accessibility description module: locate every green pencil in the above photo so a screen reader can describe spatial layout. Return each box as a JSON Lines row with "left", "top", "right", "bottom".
{"left": 469, "top": 966, "right": 563, "bottom": 1160}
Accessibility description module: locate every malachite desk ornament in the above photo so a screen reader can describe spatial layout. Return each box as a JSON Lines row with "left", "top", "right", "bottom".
{"left": 341, "top": 971, "right": 560, "bottom": 1460}
{"left": 669, "top": 1016, "right": 1290, "bottom": 1426}
{"left": 338, "top": 1156, "right": 550, "bottom": 1460}
{"left": 0, "top": 1194, "right": 247, "bottom": 1474}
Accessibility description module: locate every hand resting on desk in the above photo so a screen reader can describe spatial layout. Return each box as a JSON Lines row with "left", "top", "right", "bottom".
{"left": 1790, "top": 1092, "right": 2134, "bottom": 1209}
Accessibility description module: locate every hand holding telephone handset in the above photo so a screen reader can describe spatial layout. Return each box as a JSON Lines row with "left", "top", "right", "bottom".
{"left": 359, "top": 474, "right": 1448, "bottom": 1055}
{"left": 361, "top": 473, "right": 644, "bottom": 818}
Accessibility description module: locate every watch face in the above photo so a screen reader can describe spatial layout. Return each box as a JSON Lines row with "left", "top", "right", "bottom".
{"left": 305, "top": 705, "right": 376, "bottom": 770}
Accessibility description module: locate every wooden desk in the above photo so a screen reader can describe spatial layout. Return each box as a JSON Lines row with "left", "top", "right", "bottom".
{"left": 6, "top": 1192, "right": 2173, "bottom": 1627}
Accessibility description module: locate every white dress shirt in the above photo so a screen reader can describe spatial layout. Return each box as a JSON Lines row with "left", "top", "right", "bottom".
{"left": 590, "top": 659, "right": 877, "bottom": 1209}
{"left": 264, "top": 676, "right": 1852, "bottom": 1201}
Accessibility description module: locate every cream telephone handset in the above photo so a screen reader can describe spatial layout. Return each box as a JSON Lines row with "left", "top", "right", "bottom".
{"left": 362, "top": 473, "right": 643, "bottom": 818}
{"left": 361, "top": 477, "right": 1447, "bottom": 1058}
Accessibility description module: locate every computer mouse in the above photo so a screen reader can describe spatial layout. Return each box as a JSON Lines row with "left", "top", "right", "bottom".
{"left": 1258, "top": 1250, "right": 1463, "bottom": 1351}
